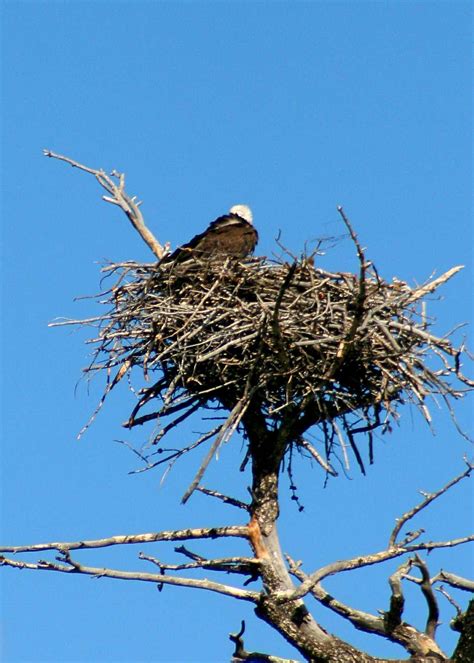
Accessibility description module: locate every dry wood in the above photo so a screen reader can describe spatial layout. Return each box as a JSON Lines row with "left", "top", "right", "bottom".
{"left": 50, "top": 250, "right": 471, "bottom": 484}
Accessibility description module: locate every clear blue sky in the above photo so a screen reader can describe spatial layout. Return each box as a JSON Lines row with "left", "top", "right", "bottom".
{"left": 1, "top": 2, "right": 472, "bottom": 662}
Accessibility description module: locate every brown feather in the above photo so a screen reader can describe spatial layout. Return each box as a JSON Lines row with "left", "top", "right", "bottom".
{"left": 165, "top": 212, "right": 258, "bottom": 263}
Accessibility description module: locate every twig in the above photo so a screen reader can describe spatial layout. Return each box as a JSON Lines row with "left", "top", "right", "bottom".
{"left": 181, "top": 391, "right": 256, "bottom": 504}
{"left": 297, "top": 438, "right": 338, "bottom": 476}
{"left": 196, "top": 486, "right": 250, "bottom": 511}
{"left": 436, "top": 586, "right": 463, "bottom": 617}
{"left": 389, "top": 460, "right": 473, "bottom": 547}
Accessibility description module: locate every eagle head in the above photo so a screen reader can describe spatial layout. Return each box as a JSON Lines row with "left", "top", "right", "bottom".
{"left": 229, "top": 204, "right": 253, "bottom": 225}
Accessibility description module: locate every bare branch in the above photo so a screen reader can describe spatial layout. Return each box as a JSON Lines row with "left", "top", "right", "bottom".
{"left": 386, "top": 559, "right": 413, "bottom": 630}
{"left": 229, "top": 621, "right": 299, "bottom": 663}
{"left": 436, "top": 586, "right": 463, "bottom": 618}
{"left": 196, "top": 486, "right": 250, "bottom": 511}
{"left": 0, "top": 553, "right": 259, "bottom": 602}
{"left": 43, "top": 149, "right": 165, "bottom": 259}
{"left": 275, "top": 534, "right": 474, "bottom": 605}
{"left": 182, "top": 392, "right": 256, "bottom": 504}
{"left": 139, "top": 551, "right": 260, "bottom": 576}
{"left": 0, "top": 525, "right": 248, "bottom": 554}
{"left": 285, "top": 554, "right": 446, "bottom": 658}
{"left": 297, "top": 438, "right": 338, "bottom": 476}
{"left": 437, "top": 571, "right": 474, "bottom": 593}
{"left": 412, "top": 555, "right": 440, "bottom": 639}
{"left": 389, "top": 461, "right": 473, "bottom": 547}
{"left": 324, "top": 207, "right": 369, "bottom": 382}
{"left": 406, "top": 569, "right": 474, "bottom": 595}
{"left": 405, "top": 265, "right": 465, "bottom": 305}
{"left": 129, "top": 427, "right": 221, "bottom": 476}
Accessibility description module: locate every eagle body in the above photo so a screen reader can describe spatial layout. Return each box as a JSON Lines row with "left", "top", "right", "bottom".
{"left": 165, "top": 205, "right": 258, "bottom": 263}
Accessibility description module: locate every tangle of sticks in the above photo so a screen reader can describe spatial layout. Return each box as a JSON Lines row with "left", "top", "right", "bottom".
{"left": 51, "top": 234, "right": 472, "bottom": 480}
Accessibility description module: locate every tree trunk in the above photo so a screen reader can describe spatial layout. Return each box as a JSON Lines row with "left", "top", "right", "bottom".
{"left": 451, "top": 599, "right": 474, "bottom": 663}
{"left": 246, "top": 414, "right": 392, "bottom": 663}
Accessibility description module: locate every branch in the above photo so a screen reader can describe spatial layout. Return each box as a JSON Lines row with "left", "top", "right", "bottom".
{"left": 43, "top": 149, "right": 165, "bottom": 259}
{"left": 276, "top": 464, "right": 474, "bottom": 604}
{"left": 437, "top": 571, "right": 474, "bottom": 592}
{"left": 0, "top": 552, "right": 259, "bottom": 602}
{"left": 0, "top": 525, "right": 248, "bottom": 554}
{"left": 230, "top": 621, "right": 299, "bottom": 663}
{"left": 386, "top": 559, "right": 413, "bottom": 630}
{"left": 405, "top": 265, "right": 465, "bottom": 305}
{"left": 139, "top": 550, "right": 260, "bottom": 576}
{"left": 297, "top": 438, "right": 338, "bottom": 476}
{"left": 389, "top": 460, "right": 473, "bottom": 547}
{"left": 276, "top": 531, "right": 474, "bottom": 606}
{"left": 437, "top": 585, "right": 463, "bottom": 618}
{"left": 276, "top": 467, "right": 473, "bottom": 657}
{"left": 196, "top": 486, "right": 250, "bottom": 511}
{"left": 286, "top": 554, "right": 446, "bottom": 658}
{"left": 286, "top": 553, "right": 384, "bottom": 633}
{"left": 323, "top": 207, "right": 370, "bottom": 381}
{"left": 406, "top": 570, "right": 474, "bottom": 594}
{"left": 128, "top": 426, "right": 221, "bottom": 475}
{"left": 412, "top": 555, "right": 440, "bottom": 639}
{"left": 182, "top": 390, "right": 257, "bottom": 504}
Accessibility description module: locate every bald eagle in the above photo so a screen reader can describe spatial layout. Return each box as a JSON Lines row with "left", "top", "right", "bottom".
{"left": 164, "top": 205, "right": 258, "bottom": 264}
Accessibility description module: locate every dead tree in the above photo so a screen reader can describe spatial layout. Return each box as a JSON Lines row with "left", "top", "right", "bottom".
{"left": 1, "top": 151, "right": 473, "bottom": 663}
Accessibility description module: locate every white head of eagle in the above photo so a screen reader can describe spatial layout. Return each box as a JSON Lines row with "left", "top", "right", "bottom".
{"left": 229, "top": 204, "right": 253, "bottom": 225}
{"left": 166, "top": 204, "right": 258, "bottom": 262}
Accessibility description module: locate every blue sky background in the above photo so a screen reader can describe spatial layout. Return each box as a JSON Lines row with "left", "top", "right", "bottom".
{"left": 1, "top": 2, "right": 472, "bottom": 662}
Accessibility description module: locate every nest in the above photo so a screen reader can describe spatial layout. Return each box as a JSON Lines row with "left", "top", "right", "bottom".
{"left": 61, "top": 250, "right": 472, "bottom": 479}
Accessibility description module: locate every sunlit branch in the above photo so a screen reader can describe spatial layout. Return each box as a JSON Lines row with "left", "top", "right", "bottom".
{"left": 275, "top": 467, "right": 474, "bottom": 604}
{"left": 44, "top": 150, "right": 165, "bottom": 259}
{"left": 0, "top": 525, "right": 248, "bottom": 555}
{"left": 196, "top": 486, "right": 250, "bottom": 511}
{"left": 0, "top": 553, "right": 259, "bottom": 602}
{"left": 412, "top": 555, "right": 439, "bottom": 639}
{"left": 139, "top": 551, "right": 260, "bottom": 576}
{"left": 389, "top": 460, "right": 473, "bottom": 547}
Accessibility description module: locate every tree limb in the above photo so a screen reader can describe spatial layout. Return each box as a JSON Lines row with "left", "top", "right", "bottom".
{"left": 412, "top": 555, "right": 440, "bottom": 639}
{"left": 0, "top": 552, "right": 259, "bottom": 602}
{"left": 196, "top": 485, "right": 250, "bottom": 511}
{"left": 275, "top": 465, "right": 474, "bottom": 605}
{"left": 230, "top": 620, "right": 300, "bottom": 663}
{"left": 139, "top": 551, "right": 260, "bottom": 576}
{"left": 389, "top": 460, "right": 473, "bottom": 547}
{"left": 43, "top": 149, "right": 166, "bottom": 259}
{"left": 286, "top": 554, "right": 446, "bottom": 659}
{"left": 437, "top": 571, "right": 474, "bottom": 593}
{"left": 0, "top": 525, "right": 248, "bottom": 554}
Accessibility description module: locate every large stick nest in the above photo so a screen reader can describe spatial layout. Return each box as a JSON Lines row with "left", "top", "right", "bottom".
{"left": 63, "top": 245, "right": 472, "bottom": 478}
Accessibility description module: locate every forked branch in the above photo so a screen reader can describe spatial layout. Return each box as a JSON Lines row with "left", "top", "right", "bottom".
{"left": 43, "top": 149, "right": 166, "bottom": 259}
{"left": 0, "top": 551, "right": 258, "bottom": 602}
{"left": 276, "top": 463, "right": 474, "bottom": 605}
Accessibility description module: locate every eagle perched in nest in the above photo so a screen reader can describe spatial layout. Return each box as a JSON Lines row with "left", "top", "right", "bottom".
{"left": 164, "top": 204, "right": 258, "bottom": 263}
